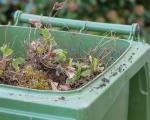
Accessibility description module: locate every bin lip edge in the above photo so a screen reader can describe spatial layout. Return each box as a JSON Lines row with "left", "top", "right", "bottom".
{"left": 0, "top": 25, "right": 131, "bottom": 39}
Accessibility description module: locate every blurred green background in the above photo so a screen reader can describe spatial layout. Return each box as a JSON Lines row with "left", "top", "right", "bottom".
{"left": 0, "top": 0, "right": 150, "bottom": 40}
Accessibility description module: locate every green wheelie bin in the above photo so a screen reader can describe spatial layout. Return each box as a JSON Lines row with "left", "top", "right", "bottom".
{"left": 0, "top": 11, "right": 150, "bottom": 120}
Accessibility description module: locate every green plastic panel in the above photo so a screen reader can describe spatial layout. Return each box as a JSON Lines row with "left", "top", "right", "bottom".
{"left": 0, "top": 25, "right": 150, "bottom": 120}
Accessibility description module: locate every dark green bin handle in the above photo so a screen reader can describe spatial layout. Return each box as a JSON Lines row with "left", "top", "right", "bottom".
{"left": 14, "top": 10, "right": 140, "bottom": 39}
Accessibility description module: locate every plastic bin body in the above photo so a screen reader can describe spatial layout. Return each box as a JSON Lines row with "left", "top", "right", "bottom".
{"left": 0, "top": 25, "right": 150, "bottom": 120}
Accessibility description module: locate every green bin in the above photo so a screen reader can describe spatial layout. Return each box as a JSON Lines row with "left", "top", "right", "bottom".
{"left": 0, "top": 11, "right": 150, "bottom": 120}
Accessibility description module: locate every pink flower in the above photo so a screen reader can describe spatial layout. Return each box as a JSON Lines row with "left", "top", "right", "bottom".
{"left": 58, "top": 84, "right": 71, "bottom": 91}
{"left": 30, "top": 41, "right": 40, "bottom": 51}
{"left": 52, "top": 2, "right": 64, "bottom": 11}
{"left": 65, "top": 67, "right": 76, "bottom": 79}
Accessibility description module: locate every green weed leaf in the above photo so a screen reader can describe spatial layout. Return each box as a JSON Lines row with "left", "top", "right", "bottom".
{"left": 12, "top": 57, "right": 24, "bottom": 71}
{"left": 53, "top": 49, "right": 67, "bottom": 63}
{"left": 92, "top": 57, "right": 99, "bottom": 71}
{"left": 81, "top": 69, "right": 92, "bottom": 77}
{"left": 37, "top": 46, "right": 44, "bottom": 54}
{"left": 41, "top": 27, "right": 56, "bottom": 46}
{"left": 0, "top": 69, "right": 4, "bottom": 76}
{"left": 89, "top": 56, "right": 100, "bottom": 72}
{"left": 68, "top": 58, "right": 73, "bottom": 67}
{"left": 0, "top": 44, "right": 13, "bottom": 58}
{"left": 66, "top": 63, "right": 82, "bottom": 84}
